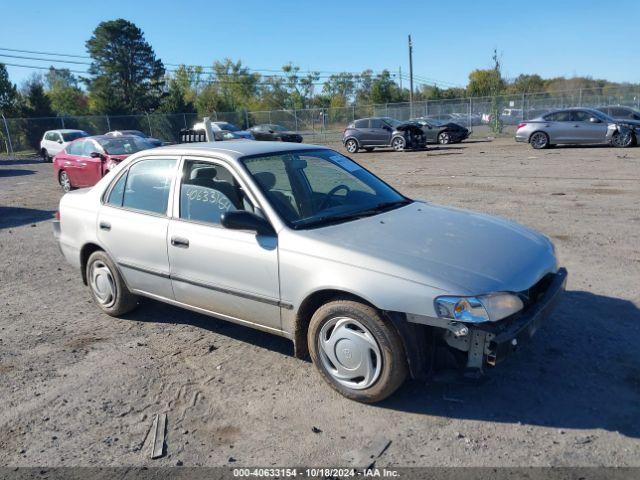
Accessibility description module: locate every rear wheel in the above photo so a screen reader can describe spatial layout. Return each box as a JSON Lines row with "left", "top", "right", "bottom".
{"left": 438, "top": 131, "right": 451, "bottom": 144}
{"left": 86, "top": 251, "right": 139, "bottom": 316}
{"left": 529, "top": 131, "right": 550, "bottom": 149}
{"left": 345, "top": 138, "right": 359, "bottom": 153}
{"left": 391, "top": 136, "right": 406, "bottom": 151}
{"left": 308, "top": 299, "right": 408, "bottom": 403}
{"left": 59, "top": 171, "right": 72, "bottom": 192}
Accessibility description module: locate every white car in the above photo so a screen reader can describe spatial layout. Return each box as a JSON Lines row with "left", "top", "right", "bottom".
{"left": 40, "top": 129, "right": 88, "bottom": 163}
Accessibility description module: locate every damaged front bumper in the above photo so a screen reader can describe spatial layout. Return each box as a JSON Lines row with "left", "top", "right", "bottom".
{"left": 451, "top": 267, "right": 568, "bottom": 375}
{"left": 399, "top": 268, "right": 567, "bottom": 381}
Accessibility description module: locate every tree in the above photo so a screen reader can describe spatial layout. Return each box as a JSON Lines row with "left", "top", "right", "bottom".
{"left": 488, "top": 49, "right": 504, "bottom": 134}
{"left": 45, "top": 67, "right": 88, "bottom": 115}
{"left": 508, "top": 74, "right": 544, "bottom": 94}
{"left": 370, "top": 70, "right": 403, "bottom": 104}
{"left": 160, "top": 65, "right": 201, "bottom": 113}
{"left": 322, "top": 72, "right": 356, "bottom": 102}
{"left": 86, "top": 19, "right": 165, "bottom": 114}
{"left": 467, "top": 68, "right": 505, "bottom": 98}
{"left": 21, "top": 75, "right": 56, "bottom": 148}
{"left": 281, "top": 63, "right": 320, "bottom": 110}
{"left": 0, "top": 63, "right": 20, "bottom": 116}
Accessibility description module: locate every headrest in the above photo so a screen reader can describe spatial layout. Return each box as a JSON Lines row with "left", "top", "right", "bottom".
{"left": 192, "top": 167, "right": 218, "bottom": 180}
{"left": 254, "top": 172, "right": 276, "bottom": 190}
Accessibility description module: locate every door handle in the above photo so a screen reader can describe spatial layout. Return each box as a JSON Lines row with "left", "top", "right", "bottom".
{"left": 79, "top": 162, "right": 87, "bottom": 166}
{"left": 171, "top": 236, "right": 190, "bottom": 248}
{"left": 99, "top": 221, "right": 111, "bottom": 231}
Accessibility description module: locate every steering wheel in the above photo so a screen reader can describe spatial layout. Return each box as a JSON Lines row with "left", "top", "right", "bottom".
{"left": 319, "top": 184, "right": 351, "bottom": 210}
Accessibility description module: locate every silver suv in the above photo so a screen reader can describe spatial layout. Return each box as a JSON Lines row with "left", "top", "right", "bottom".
{"left": 54, "top": 141, "right": 566, "bottom": 402}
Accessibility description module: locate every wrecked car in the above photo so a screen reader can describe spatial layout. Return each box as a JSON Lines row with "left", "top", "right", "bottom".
{"left": 53, "top": 141, "right": 566, "bottom": 403}
{"left": 342, "top": 117, "right": 426, "bottom": 153}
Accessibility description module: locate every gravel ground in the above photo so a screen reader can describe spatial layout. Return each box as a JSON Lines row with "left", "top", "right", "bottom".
{"left": 0, "top": 138, "right": 639, "bottom": 468}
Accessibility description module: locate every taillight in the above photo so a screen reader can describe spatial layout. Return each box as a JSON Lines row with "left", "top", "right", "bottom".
{"left": 55, "top": 211, "right": 60, "bottom": 220}
{"left": 517, "top": 123, "right": 526, "bottom": 130}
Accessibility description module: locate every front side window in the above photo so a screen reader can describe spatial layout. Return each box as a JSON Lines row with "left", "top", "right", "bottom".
{"left": 121, "top": 159, "right": 176, "bottom": 215}
{"left": 370, "top": 119, "right": 385, "bottom": 129}
{"left": 242, "top": 149, "right": 409, "bottom": 229}
{"left": 82, "top": 140, "right": 100, "bottom": 157}
{"left": 179, "top": 160, "right": 250, "bottom": 226}
{"left": 572, "top": 111, "right": 592, "bottom": 122}
{"left": 66, "top": 140, "right": 84, "bottom": 156}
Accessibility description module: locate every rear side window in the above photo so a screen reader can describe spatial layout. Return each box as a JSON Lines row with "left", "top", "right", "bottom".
{"left": 121, "top": 159, "right": 176, "bottom": 215}
{"left": 544, "top": 111, "right": 573, "bottom": 122}
{"left": 354, "top": 119, "right": 369, "bottom": 128}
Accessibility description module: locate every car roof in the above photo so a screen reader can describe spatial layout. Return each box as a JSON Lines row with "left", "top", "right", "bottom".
{"left": 46, "top": 129, "right": 86, "bottom": 133}
{"left": 69, "top": 134, "right": 140, "bottom": 143}
{"left": 150, "top": 140, "right": 326, "bottom": 159}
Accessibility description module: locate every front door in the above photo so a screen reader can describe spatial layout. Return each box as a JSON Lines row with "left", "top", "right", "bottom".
{"left": 571, "top": 110, "right": 609, "bottom": 143}
{"left": 97, "top": 157, "right": 179, "bottom": 299}
{"left": 167, "top": 158, "right": 281, "bottom": 331}
{"left": 369, "top": 118, "right": 392, "bottom": 145}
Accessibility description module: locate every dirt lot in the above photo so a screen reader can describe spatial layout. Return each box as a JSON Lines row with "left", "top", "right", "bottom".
{"left": 1, "top": 138, "right": 639, "bottom": 468}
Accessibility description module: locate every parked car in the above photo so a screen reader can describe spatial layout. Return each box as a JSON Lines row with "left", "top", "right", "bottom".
{"left": 192, "top": 121, "right": 254, "bottom": 140}
{"left": 53, "top": 135, "right": 157, "bottom": 192}
{"left": 515, "top": 107, "right": 639, "bottom": 149}
{"left": 412, "top": 117, "right": 470, "bottom": 144}
{"left": 596, "top": 105, "right": 640, "bottom": 122}
{"left": 342, "top": 117, "right": 426, "bottom": 152}
{"left": 249, "top": 124, "right": 303, "bottom": 143}
{"left": 105, "top": 130, "right": 164, "bottom": 147}
{"left": 53, "top": 140, "right": 566, "bottom": 403}
{"left": 40, "top": 129, "right": 88, "bottom": 163}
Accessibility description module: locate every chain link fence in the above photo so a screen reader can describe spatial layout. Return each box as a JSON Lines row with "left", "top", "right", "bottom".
{"left": 2, "top": 86, "right": 640, "bottom": 155}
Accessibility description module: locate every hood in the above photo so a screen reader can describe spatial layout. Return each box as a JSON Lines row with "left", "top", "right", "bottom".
{"left": 441, "top": 122, "right": 468, "bottom": 131}
{"left": 394, "top": 122, "right": 425, "bottom": 134}
{"left": 615, "top": 119, "right": 640, "bottom": 129}
{"left": 230, "top": 130, "right": 254, "bottom": 139}
{"left": 294, "top": 202, "right": 557, "bottom": 295}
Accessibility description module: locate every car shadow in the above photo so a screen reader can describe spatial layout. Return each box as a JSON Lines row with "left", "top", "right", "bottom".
{"left": 0, "top": 158, "right": 43, "bottom": 166}
{"left": 0, "top": 169, "right": 35, "bottom": 178}
{"left": 123, "top": 298, "right": 295, "bottom": 357}
{"left": 0, "top": 206, "right": 55, "bottom": 229}
{"left": 377, "top": 290, "right": 640, "bottom": 438}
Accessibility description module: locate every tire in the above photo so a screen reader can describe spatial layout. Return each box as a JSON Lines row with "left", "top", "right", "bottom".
{"left": 58, "top": 170, "right": 73, "bottom": 193}
{"left": 86, "top": 250, "right": 139, "bottom": 316}
{"left": 308, "top": 298, "right": 408, "bottom": 403}
{"left": 41, "top": 149, "right": 51, "bottom": 163}
{"left": 345, "top": 138, "right": 359, "bottom": 153}
{"left": 438, "top": 131, "right": 451, "bottom": 144}
{"left": 363, "top": 147, "right": 374, "bottom": 152}
{"left": 391, "top": 136, "right": 405, "bottom": 151}
{"left": 529, "top": 131, "right": 550, "bottom": 149}
{"left": 611, "top": 131, "right": 636, "bottom": 148}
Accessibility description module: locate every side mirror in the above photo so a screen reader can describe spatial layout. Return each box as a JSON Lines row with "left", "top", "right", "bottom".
{"left": 589, "top": 117, "right": 601, "bottom": 123}
{"left": 383, "top": 125, "right": 392, "bottom": 131}
{"left": 90, "top": 151, "right": 105, "bottom": 159}
{"left": 269, "top": 130, "right": 275, "bottom": 134}
{"left": 221, "top": 210, "right": 274, "bottom": 236}
{"left": 58, "top": 139, "right": 63, "bottom": 144}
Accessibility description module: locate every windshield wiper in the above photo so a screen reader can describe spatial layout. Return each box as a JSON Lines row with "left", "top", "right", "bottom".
{"left": 293, "top": 199, "right": 412, "bottom": 229}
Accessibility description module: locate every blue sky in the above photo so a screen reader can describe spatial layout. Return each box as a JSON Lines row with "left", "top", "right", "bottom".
{"left": 1, "top": 0, "right": 639, "bottom": 88}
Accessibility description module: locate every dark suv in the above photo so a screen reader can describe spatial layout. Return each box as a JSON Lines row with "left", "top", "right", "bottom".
{"left": 342, "top": 117, "right": 426, "bottom": 153}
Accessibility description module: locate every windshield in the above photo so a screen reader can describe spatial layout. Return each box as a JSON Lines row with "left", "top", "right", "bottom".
{"left": 98, "top": 137, "right": 155, "bottom": 155}
{"left": 381, "top": 117, "right": 402, "bottom": 128}
{"left": 62, "top": 131, "right": 88, "bottom": 142}
{"left": 121, "top": 130, "right": 147, "bottom": 137}
{"left": 215, "top": 122, "right": 240, "bottom": 132}
{"left": 242, "top": 149, "right": 410, "bottom": 229}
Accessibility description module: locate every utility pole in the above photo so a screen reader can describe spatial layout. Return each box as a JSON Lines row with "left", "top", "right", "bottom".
{"left": 399, "top": 66, "right": 402, "bottom": 90}
{"left": 408, "top": 35, "right": 414, "bottom": 118}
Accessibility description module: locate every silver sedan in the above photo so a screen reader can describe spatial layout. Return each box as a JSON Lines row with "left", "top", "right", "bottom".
{"left": 515, "top": 107, "right": 621, "bottom": 149}
{"left": 53, "top": 141, "right": 566, "bottom": 402}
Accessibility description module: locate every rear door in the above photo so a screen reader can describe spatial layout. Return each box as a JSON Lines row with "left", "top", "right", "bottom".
{"left": 97, "top": 156, "right": 179, "bottom": 299}
{"left": 49, "top": 132, "right": 65, "bottom": 156}
{"left": 75, "top": 139, "right": 104, "bottom": 187}
{"left": 544, "top": 111, "right": 574, "bottom": 143}
{"left": 60, "top": 140, "right": 84, "bottom": 185}
{"left": 167, "top": 157, "right": 281, "bottom": 330}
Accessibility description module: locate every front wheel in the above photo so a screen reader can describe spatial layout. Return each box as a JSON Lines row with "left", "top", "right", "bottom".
{"left": 529, "top": 131, "right": 550, "bottom": 149}
{"left": 611, "top": 131, "right": 636, "bottom": 148}
{"left": 391, "top": 136, "right": 406, "bottom": 151}
{"left": 308, "top": 299, "right": 408, "bottom": 403}
{"left": 41, "top": 149, "right": 51, "bottom": 163}
{"left": 86, "top": 250, "right": 139, "bottom": 316}
{"left": 345, "top": 138, "right": 359, "bottom": 153}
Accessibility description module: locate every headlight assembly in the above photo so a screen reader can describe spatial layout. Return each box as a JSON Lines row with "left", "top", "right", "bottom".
{"left": 435, "top": 293, "right": 524, "bottom": 323}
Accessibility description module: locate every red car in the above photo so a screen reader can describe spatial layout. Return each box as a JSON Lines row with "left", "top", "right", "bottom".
{"left": 54, "top": 135, "right": 156, "bottom": 192}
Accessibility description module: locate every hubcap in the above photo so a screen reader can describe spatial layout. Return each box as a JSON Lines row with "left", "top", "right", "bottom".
{"left": 439, "top": 133, "right": 450, "bottom": 144}
{"left": 60, "top": 172, "right": 71, "bottom": 192}
{"left": 317, "top": 317, "right": 382, "bottom": 390}
{"left": 392, "top": 138, "right": 404, "bottom": 150}
{"left": 346, "top": 140, "right": 357, "bottom": 152}
{"left": 89, "top": 260, "right": 117, "bottom": 307}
